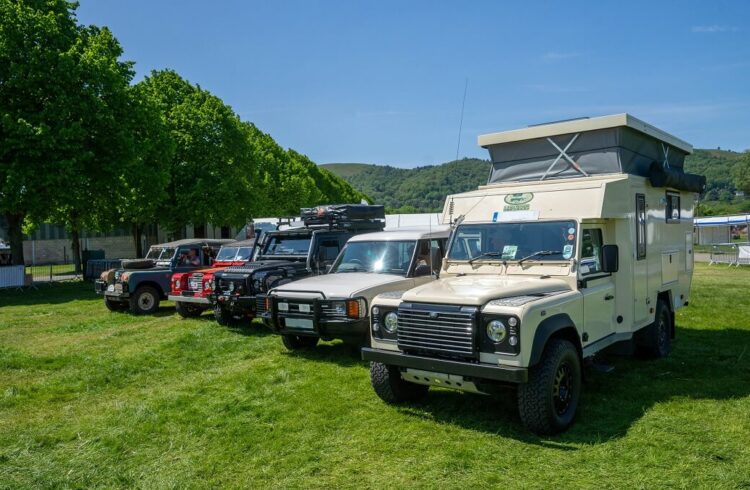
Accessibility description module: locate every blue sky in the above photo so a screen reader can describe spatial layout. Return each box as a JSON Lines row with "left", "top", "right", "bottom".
{"left": 77, "top": 0, "right": 749, "bottom": 167}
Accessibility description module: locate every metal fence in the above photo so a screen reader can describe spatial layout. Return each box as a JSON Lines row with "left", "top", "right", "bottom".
{"left": 709, "top": 243, "right": 750, "bottom": 266}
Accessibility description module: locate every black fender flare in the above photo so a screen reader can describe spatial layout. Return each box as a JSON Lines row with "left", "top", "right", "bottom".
{"left": 528, "top": 313, "right": 580, "bottom": 366}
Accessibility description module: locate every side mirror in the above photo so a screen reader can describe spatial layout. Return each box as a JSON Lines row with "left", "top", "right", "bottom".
{"left": 601, "top": 245, "right": 619, "bottom": 273}
{"left": 413, "top": 263, "right": 431, "bottom": 277}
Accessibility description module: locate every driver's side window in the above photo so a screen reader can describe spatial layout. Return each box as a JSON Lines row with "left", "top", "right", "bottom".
{"left": 579, "top": 229, "right": 603, "bottom": 276}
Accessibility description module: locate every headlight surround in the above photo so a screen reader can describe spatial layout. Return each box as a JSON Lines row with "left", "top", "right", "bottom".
{"left": 120, "top": 272, "right": 129, "bottom": 282}
{"left": 384, "top": 311, "right": 398, "bottom": 333}
{"left": 204, "top": 281, "right": 211, "bottom": 290}
{"left": 486, "top": 319, "right": 507, "bottom": 343}
{"left": 174, "top": 279, "right": 181, "bottom": 289}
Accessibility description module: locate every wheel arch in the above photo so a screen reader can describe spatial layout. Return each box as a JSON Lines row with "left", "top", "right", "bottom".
{"left": 132, "top": 280, "right": 166, "bottom": 299}
{"left": 529, "top": 313, "right": 582, "bottom": 367}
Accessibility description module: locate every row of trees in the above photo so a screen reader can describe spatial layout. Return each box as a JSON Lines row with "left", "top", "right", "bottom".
{"left": 0, "top": 0, "right": 366, "bottom": 270}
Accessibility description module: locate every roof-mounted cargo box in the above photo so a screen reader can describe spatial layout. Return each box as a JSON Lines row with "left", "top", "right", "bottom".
{"left": 300, "top": 204, "right": 386, "bottom": 231}
{"left": 479, "top": 114, "right": 705, "bottom": 192}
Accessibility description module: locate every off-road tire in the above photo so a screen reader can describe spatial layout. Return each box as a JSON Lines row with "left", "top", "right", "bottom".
{"left": 637, "top": 299, "right": 672, "bottom": 359}
{"left": 214, "top": 304, "right": 237, "bottom": 326}
{"left": 104, "top": 297, "right": 127, "bottom": 312}
{"left": 281, "top": 334, "right": 320, "bottom": 350}
{"left": 370, "top": 361, "right": 429, "bottom": 404}
{"left": 121, "top": 259, "right": 155, "bottom": 270}
{"left": 175, "top": 301, "right": 204, "bottom": 318}
{"left": 517, "top": 339, "right": 581, "bottom": 435}
{"left": 128, "top": 286, "right": 160, "bottom": 315}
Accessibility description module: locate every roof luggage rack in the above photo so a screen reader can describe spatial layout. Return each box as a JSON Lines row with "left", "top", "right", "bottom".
{"left": 300, "top": 204, "right": 386, "bottom": 231}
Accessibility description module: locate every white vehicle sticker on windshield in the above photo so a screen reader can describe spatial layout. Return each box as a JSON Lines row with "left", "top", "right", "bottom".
{"left": 563, "top": 244, "right": 574, "bottom": 259}
{"left": 568, "top": 227, "right": 576, "bottom": 235}
{"left": 501, "top": 245, "right": 518, "bottom": 259}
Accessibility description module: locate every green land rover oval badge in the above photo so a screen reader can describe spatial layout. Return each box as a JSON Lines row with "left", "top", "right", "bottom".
{"left": 504, "top": 193, "right": 534, "bottom": 205}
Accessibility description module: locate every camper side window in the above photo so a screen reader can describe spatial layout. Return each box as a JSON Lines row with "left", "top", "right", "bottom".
{"left": 636, "top": 194, "right": 647, "bottom": 260}
{"left": 666, "top": 192, "right": 680, "bottom": 223}
{"left": 579, "top": 229, "right": 603, "bottom": 276}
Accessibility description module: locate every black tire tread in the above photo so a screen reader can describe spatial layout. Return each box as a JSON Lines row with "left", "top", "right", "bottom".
{"left": 517, "top": 339, "right": 580, "bottom": 435}
{"left": 370, "top": 361, "right": 428, "bottom": 404}
{"left": 129, "top": 286, "right": 160, "bottom": 315}
{"left": 104, "top": 297, "right": 126, "bottom": 312}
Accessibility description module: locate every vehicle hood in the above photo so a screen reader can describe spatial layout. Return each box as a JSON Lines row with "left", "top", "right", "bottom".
{"left": 271, "top": 272, "right": 407, "bottom": 299}
{"left": 401, "top": 274, "right": 571, "bottom": 306}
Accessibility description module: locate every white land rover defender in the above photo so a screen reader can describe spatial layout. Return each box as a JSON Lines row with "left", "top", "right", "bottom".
{"left": 362, "top": 114, "right": 706, "bottom": 434}
{"left": 263, "top": 227, "right": 449, "bottom": 350}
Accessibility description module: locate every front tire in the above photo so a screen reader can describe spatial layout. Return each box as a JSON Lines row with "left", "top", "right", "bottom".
{"left": 129, "top": 286, "right": 160, "bottom": 315}
{"left": 281, "top": 334, "right": 319, "bottom": 350}
{"left": 175, "top": 301, "right": 204, "bottom": 318}
{"left": 370, "top": 362, "right": 429, "bottom": 404}
{"left": 214, "top": 304, "right": 238, "bottom": 326}
{"left": 104, "top": 297, "right": 127, "bottom": 312}
{"left": 517, "top": 339, "right": 581, "bottom": 435}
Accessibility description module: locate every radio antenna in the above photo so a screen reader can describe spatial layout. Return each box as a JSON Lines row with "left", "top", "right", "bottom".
{"left": 454, "top": 77, "right": 469, "bottom": 162}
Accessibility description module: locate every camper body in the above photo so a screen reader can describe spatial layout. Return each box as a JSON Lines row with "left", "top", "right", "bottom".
{"left": 363, "top": 114, "right": 704, "bottom": 434}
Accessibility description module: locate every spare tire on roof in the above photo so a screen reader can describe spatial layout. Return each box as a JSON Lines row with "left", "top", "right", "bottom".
{"left": 121, "top": 259, "right": 155, "bottom": 270}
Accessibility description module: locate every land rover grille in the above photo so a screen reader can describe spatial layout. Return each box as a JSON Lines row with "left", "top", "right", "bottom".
{"left": 396, "top": 304, "right": 478, "bottom": 358}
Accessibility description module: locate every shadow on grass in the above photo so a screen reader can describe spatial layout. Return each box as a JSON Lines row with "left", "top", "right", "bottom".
{"left": 282, "top": 340, "right": 367, "bottom": 367}
{"left": 0, "top": 281, "right": 96, "bottom": 308}
{"left": 390, "top": 325, "right": 750, "bottom": 446}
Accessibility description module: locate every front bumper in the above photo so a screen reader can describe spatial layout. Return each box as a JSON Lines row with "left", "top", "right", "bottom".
{"left": 212, "top": 293, "right": 256, "bottom": 313}
{"left": 361, "top": 348, "right": 528, "bottom": 383}
{"left": 96, "top": 280, "right": 129, "bottom": 299}
{"left": 264, "top": 295, "right": 368, "bottom": 341}
{"left": 168, "top": 294, "right": 210, "bottom": 305}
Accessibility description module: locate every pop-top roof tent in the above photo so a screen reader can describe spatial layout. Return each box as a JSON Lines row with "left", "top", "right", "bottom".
{"left": 478, "top": 114, "right": 705, "bottom": 192}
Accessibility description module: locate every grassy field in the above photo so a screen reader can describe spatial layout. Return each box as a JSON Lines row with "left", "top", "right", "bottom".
{"left": 1, "top": 263, "right": 749, "bottom": 488}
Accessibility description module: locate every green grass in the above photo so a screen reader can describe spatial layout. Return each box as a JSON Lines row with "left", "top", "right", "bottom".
{"left": 1, "top": 263, "right": 749, "bottom": 488}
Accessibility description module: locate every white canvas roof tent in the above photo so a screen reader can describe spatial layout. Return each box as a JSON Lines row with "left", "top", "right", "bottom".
{"left": 479, "top": 113, "right": 706, "bottom": 192}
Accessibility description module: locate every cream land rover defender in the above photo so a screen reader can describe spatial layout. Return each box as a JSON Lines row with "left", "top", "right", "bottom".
{"left": 362, "top": 114, "right": 706, "bottom": 434}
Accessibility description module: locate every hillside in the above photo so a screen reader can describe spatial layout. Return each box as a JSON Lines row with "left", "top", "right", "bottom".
{"left": 322, "top": 159, "right": 489, "bottom": 212}
{"left": 324, "top": 149, "right": 747, "bottom": 213}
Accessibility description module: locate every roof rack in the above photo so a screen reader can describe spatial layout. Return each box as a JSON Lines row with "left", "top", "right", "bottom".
{"left": 300, "top": 204, "right": 386, "bottom": 231}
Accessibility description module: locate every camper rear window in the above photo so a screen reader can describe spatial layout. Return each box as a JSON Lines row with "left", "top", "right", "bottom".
{"left": 666, "top": 192, "right": 680, "bottom": 223}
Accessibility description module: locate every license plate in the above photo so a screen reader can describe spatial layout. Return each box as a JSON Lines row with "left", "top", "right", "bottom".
{"left": 278, "top": 302, "right": 289, "bottom": 311}
{"left": 107, "top": 284, "right": 114, "bottom": 292}
{"left": 298, "top": 304, "right": 311, "bottom": 313}
{"left": 285, "top": 318, "right": 314, "bottom": 330}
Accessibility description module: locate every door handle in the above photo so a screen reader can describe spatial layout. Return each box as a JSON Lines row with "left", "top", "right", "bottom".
{"left": 604, "top": 294, "right": 614, "bottom": 301}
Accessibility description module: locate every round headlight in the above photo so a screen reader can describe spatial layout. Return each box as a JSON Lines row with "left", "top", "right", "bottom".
{"left": 508, "top": 317, "right": 518, "bottom": 327}
{"left": 204, "top": 281, "right": 211, "bottom": 290}
{"left": 384, "top": 312, "right": 398, "bottom": 333}
{"left": 486, "top": 320, "right": 507, "bottom": 343}
{"left": 372, "top": 306, "right": 380, "bottom": 316}
{"left": 175, "top": 279, "right": 181, "bottom": 289}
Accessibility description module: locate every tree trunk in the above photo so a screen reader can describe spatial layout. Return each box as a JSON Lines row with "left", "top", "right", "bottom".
{"left": 70, "top": 224, "right": 82, "bottom": 274}
{"left": 5, "top": 213, "right": 26, "bottom": 266}
{"left": 132, "top": 222, "right": 144, "bottom": 258}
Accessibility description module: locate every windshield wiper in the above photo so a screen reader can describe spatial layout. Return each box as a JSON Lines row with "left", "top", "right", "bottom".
{"left": 468, "top": 251, "right": 503, "bottom": 264}
{"left": 517, "top": 250, "right": 562, "bottom": 265}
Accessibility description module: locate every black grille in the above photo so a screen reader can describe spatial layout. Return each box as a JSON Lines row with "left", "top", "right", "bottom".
{"left": 397, "top": 304, "right": 477, "bottom": 358}
{"left": 276, "top": 299, "right": 315, "bottom": 317}
{"left": 256, "top": 296, "right": 267, "bottom": 315}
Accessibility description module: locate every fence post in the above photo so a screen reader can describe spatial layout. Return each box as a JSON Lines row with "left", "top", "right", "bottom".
{"left": 49, "top": 264, "right": 53, "bottom": 282}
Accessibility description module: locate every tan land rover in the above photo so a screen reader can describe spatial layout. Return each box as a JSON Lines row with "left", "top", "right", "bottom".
{"left": 362, "top": 114, "right": 706, "bottom": 434}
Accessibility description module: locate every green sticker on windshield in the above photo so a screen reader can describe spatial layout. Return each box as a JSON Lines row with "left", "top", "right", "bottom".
{"left": 501, "top": 245, "right": 518, "bottom": 260}
{"left": 563, "top": 244, "right": 574, "bottom": 259}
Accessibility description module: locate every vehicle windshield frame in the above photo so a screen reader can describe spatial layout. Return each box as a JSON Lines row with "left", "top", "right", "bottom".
{"left": 215, "top": 247, "right": 239, "bottom": 261}
{"left": 446, "top": 220, "right": 578, "bottom": 263}
{"left": 145, "top": 247, "right": 176, "bottom": 262}
{"left": 330, "top": 239, "right": 418, "bottom": 276}
{"left": 259, "top": 233, "right": 312, "bottom": 257}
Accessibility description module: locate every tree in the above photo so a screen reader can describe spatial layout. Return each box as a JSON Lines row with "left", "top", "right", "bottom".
{"left": 0, "top": 0, "right": 134, "bottom": 270}
{"left": 136, "top": 70, "right": 260, "bottom": 238}
{"left": 733, "top": 151, "right": 750, "bottom": 196}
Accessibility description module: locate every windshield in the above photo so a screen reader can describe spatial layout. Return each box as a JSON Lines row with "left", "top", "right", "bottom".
{"left": 262, "top": 235, "right": 311, "bottom": 256}
{"left": 331, "top": 240, "right": 417, "bottom": 275}
{"left": 216, "top": 247, "right": 239, "bottom": 261}
{"left": 236, "top": 247, "right": 254, "bottom": 261}
{"left": 145, "top": 247, "right": 176, "bottom": 261}
{"left": 448, "top": 221, "right": 577, "bottom": 262}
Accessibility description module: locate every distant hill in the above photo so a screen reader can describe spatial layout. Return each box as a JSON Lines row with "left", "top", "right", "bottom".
{"left": 322, "top": 159, "right": 490, "bottom": 213}
{"left": 324, "top": 149, "right": 746, "bottom": 213}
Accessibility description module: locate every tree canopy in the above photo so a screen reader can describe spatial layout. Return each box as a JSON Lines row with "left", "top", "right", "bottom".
{"left": 0, "top": 1, "right": 368, "bottom": 264}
